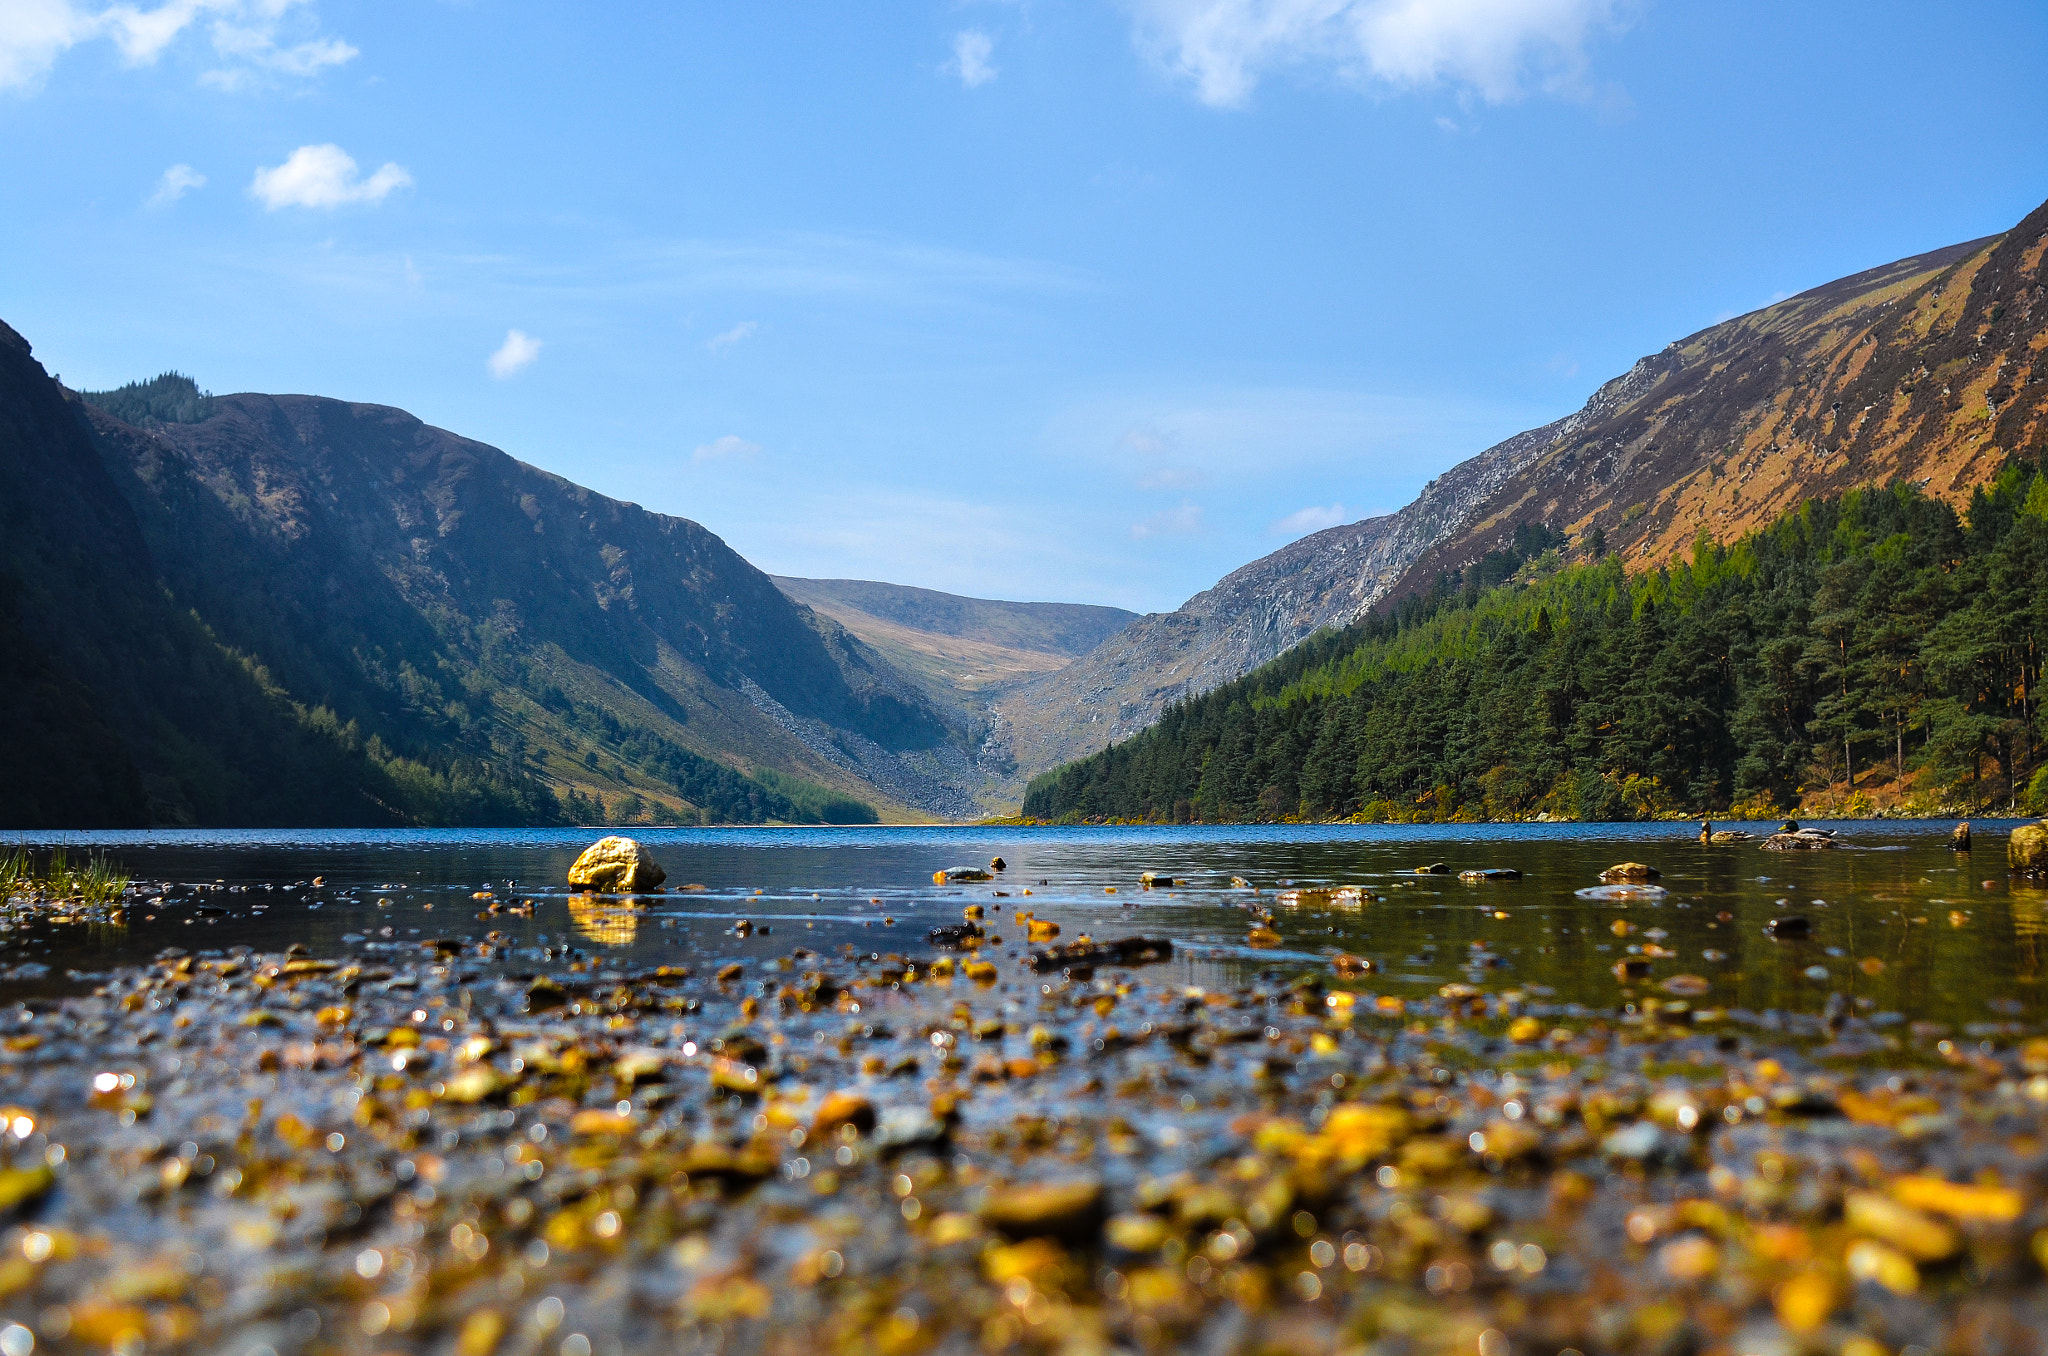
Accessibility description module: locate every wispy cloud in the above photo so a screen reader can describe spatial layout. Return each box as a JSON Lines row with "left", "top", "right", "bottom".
{"left": 147, "top": 162, "right": 206, "bottom": 207}
{"left": 250, "top": 144, "right": 411, "bottom": 209}
{"left": 486, "top": 329, "right": 541, "bottom": 379}
{"left": 947, "top": 29, "right": 998, "bottom": 87}
{"left": 693, "top": 434, "right": 761, "bottom": 463}
{"left": 1119, "top": 427, "right": 1173, "bottom": 456}
{"left": 1269, "top": 502, "right": 1349, "bottom": 537}
{"left": 1131, "top": 502, "right": 1204, "bottom": 538}
{"left": 1127, "top": 0, "right": 1626, "bottom": 108}
{"left": 706, "top": 320, "right": 758, "bottom": 352}
{"left": 0, "top": 0, "right": 356, "bottom": 95}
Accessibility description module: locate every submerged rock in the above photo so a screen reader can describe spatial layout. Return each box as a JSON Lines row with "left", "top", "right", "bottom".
{"left": 1029, "top": 935, "right": 1172, "bottom": 972}
{"left": 1600, "top": 862, "right": 1660, "bottom": 883}
{"left": 566, "top": 836, "right": 667, "bottom": 891}
{"left": 927, "top": 923, "right": 985, "bottom": 948}
{"left": 1761, "top": 831, "right": 1834, "bottom": 851}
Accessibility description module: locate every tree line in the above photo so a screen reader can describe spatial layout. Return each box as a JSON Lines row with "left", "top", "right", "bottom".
{"left": 1024, "top": 463, "right": 2048, "bottom": 823}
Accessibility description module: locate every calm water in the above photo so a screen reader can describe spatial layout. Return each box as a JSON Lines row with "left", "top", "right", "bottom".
{"left": 4, "top": 821, "right": 2039, "bottom": 1032}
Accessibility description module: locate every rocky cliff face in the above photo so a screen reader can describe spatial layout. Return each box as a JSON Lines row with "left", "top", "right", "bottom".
{"left": 996, "top": 197, "right": 2048, "bottom": 804}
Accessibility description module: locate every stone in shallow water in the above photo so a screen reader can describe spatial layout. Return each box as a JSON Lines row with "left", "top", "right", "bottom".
{"left": 2010, "top": 822, "right": 2048, "bottom": 875}
{"left": 566, "top": 836, "right": 666, "bottom": 892}
{"left": 1600, "top": 862, "right": 1660, "bottom": 883}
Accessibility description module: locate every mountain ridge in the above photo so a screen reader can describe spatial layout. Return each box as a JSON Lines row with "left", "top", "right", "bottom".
{"left": 79, "top": 384, "right": 989, "bottom": 823}
{"left": 992, "top": 199, "right": 2048, "bottom": 804}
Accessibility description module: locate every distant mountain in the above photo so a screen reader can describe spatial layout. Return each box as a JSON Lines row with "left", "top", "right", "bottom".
{"left": 772, "top": 578, "right": 1136, "bottom": 812}
{"left": 774, "top": 578, "right": 1135, "bottom": 659}
{"left": 995, "top": 195, "right": 2048, "bottom": 798}
{"left": 0, "top": 324, "right": 997, "bottom": 826}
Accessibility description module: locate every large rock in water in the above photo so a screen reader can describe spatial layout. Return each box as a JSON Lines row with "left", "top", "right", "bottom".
{"left": 567, "top": 836, "right": 667, "bottom": 892}
{"left": 2010, "top": 823, "right": 2048, "bottom": 876}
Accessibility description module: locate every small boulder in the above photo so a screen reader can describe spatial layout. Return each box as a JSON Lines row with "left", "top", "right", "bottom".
{"left": 2008, "top": 823, "right": 2048, "bottom": 875}
{"left": 567, "top": 836, "right": 667, "bottom": 892}
{"left": 1600, "top": 862, "right": 1660, "bottom": 883}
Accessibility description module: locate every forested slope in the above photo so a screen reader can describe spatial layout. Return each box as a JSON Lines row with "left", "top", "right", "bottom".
{"left": 1024, "top": 466, "right": 2048, "bottom": 823}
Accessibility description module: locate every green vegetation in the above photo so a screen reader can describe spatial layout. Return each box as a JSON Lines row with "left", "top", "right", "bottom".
{"left": 0, "top": 847, "right": 129, "bottom": 906}
{"left": 79, "top": 373, "right": 217, "bottom": 425}
{"left": 750, "top": 768, "right": 880, "bottom": 825}
{"left": 1024, "top": 465, "right": 2048, "bottom": 823}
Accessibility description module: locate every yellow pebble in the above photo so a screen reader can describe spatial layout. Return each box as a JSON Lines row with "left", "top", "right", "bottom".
{"left": 1774, "top": 1272, "right": 1836, "bottom": 1333}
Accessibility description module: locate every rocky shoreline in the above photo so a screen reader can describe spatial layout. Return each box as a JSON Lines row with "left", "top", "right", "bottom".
{"left": 3, "top": 879, "right": 2048, "bottom": 1355}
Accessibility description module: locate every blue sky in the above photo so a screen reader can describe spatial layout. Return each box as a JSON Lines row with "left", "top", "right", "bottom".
{"left": 3, "top": 1, "right": 2044, "bottom": 612}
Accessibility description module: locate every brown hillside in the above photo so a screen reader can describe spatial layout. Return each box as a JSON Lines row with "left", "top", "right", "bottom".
{"left": 1388, "top": 197, "right": 2048, "bottom": 596}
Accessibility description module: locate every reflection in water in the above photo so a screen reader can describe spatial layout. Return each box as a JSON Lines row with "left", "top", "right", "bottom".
{"left": 568, "top": 895, "right": 640, "bottom": 947}
{"left": 2012, "top": 888, "right": 2048, "bottom": 982}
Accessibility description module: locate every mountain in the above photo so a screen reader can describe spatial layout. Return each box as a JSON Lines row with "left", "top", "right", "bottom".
{"left": 1022, "top": 467, "right": 2048, "bottom": 823}
{"left": 1381, "top": 201, "right": 2048, "bottom": 606}
{"left": 995, "top": 195, "right": 2048, "bottom": 796}
{"left": 0, "top": 318, "right": 998, "bottom": 826}
{"left": 771, "top": 578, "right": 1136, "bottom": 813}
{"left": 0, "top": 330, "right": 424, "bottom": 826}
{"left": 774, "top": 577, "right": 1132, "bottom": 711}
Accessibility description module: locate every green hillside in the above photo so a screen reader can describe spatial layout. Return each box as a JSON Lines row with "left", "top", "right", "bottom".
{"left": 1024, "top": 464, "right": 2048, "bottom": 823}
{"left": 0, "top": 321, "right": 919, "bottom": 828}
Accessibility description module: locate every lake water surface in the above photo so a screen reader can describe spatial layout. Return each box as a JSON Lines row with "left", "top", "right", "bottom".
{"left": 6, "top": 821, "right": 2035, "bottom": 1032}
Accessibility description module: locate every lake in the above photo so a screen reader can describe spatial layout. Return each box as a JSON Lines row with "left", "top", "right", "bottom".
{"left": 5, "top": 820, "right": 2032, "bottom": 1032}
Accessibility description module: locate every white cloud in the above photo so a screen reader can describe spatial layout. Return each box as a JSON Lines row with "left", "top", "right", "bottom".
{"left": 486, "top": 329, "right": 541, "bottom": 379}
{"left": 147, "top": 162, "right": 206, "bottom": 207}
{"left": 1127, "top": 0, "right": 1624, "bottom": 108}
{"left": 1270, "top": 502, "right": 1350, "bottom": 537}
{"left": 0, "top": 0, "right": 355, "bottom": 94}
{"left": 947, "top": 29, "right": 997, "bottom": 87}
{"left": 250, "top": 144, "right": 411, "bottom": 209}
{"left": 706, "top": 320, "right": 757, "bottom": 352}
{"left": 1131, "top": 501, "right": 1204, "bottom": 538}
{"left": 693, "top": 434, "right": 761, "bottom": 463}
